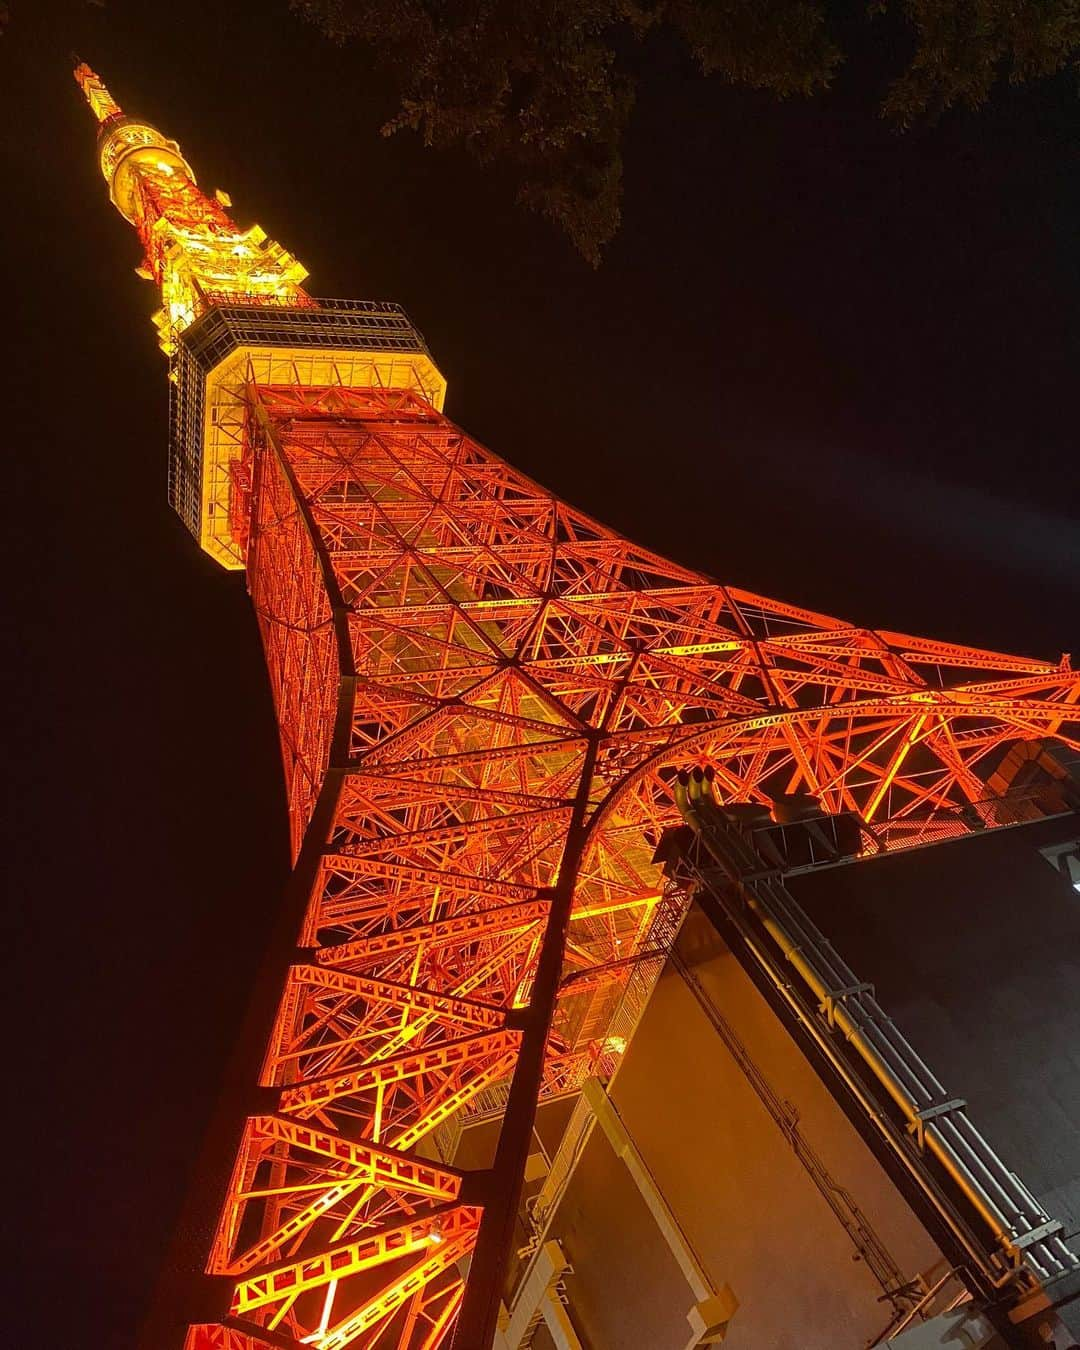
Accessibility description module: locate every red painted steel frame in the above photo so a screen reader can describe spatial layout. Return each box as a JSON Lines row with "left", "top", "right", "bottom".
{"left": 74, "top": 54, "right": 1080, "bottom": 1350}
{"left": 178, "top": 383, "right": 1078, "bottom": 1349}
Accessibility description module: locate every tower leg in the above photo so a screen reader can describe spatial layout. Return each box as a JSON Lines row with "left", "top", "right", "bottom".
{"left": 453, "top": 740, "right": 598, "bottom": 1348}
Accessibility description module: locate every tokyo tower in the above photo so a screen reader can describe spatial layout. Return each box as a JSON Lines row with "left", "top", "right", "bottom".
{"left": 76, "top": 64, "right": 1080, "bottom": 1350}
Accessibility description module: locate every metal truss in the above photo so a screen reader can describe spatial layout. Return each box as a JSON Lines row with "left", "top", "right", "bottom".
{"left": 74, "top": 62, "right": 310, "bottom": 355}
{"left": 74, "top": 60, "right": 1080, "bottom": 1350}
{"left": 181, "top": 382, "right": 1078, "bottom": 1349}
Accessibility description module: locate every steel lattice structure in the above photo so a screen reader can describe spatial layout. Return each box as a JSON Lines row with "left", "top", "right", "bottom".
{"left": 76, "top": 65, "right": 1080, "bottom": 1350}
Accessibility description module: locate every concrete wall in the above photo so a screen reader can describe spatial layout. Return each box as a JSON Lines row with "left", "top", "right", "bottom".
{"left": 458, "top": 814, "right": 1080, "bottom": 1347}
{"left": 792, "top": 815, "right": 1080, "bottom": 1244}
{"left": 542, "top": 911, "right": 943, "bottom": 1349}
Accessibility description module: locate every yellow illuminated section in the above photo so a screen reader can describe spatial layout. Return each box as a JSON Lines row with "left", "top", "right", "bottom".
{"left": 75, "top": 64, "right": 310, "bottom": 354}
{"left": 76, "top": 64, "right": 448, "bottom": 570}
{"left": 202, "top": 348, "right": 447, "bottom": 569}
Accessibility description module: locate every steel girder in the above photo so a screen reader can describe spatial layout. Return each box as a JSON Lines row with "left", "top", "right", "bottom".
{"left": 183, "top": 382, "right": 1080, "bottom": 1349}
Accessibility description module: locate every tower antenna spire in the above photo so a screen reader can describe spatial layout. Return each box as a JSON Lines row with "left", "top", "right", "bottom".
{"left": 74, "top": 61, "right": 123, "bottom": 123}
{"left": 72, "top": 62, "right": 309, "bottom": 354}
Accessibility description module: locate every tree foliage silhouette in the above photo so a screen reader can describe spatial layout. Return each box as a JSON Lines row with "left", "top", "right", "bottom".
{"left": 308, "top": 2, "right": 1079, "bottom": 259}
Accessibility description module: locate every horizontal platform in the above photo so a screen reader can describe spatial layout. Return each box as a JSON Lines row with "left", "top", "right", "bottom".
{"left": 169, "top": 298, "right": 447, "bottom": 568}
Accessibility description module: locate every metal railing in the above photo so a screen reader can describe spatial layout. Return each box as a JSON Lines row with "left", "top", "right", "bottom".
{"left": 670, "top": 769, "right": 1079, "bottom": 1314}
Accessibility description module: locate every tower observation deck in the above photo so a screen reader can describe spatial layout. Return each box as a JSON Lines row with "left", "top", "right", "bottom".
{"left": 75, "top": 64, "right": 1080, "bottom": 1350}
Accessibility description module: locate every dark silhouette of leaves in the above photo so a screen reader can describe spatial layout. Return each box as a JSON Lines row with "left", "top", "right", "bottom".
{"left": 292, "top": 1, "right": 1080, "bottom": 258}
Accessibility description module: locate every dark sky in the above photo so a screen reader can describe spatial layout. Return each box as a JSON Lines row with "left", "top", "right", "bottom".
{"left": 2, "top": 3, "right": 1079, "bottom": 1347}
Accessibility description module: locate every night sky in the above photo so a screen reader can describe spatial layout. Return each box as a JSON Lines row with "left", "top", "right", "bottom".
{"left": 2, "top": 3, "right": 1079, "bottom": 1346}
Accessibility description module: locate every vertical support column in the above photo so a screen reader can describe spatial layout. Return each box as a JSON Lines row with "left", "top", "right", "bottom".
{"left": 541, "top": 1284, "right": 584, "bottom": 1350}
{"left": 582, "top": 1078, "right": 738, "bottom": 1347}
{"left": 495, "top": 1240, "right": 582, "bottom": 1350}
{"left": 452, "top": 736, "right": 599, "bottom": 1350}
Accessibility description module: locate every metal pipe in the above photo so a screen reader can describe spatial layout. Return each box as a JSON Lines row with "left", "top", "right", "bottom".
{"left": 678, "top": 788, "right": 1043, "bottom": 1279}
{"left": 750, "top": 860, "right": 1063, "bottom": 1261}
{"left": 740, "top": 890, "right": 1017, "bottom": 1250}
{"left": 693, "top": 866, "right": 998, "bottom": 1284}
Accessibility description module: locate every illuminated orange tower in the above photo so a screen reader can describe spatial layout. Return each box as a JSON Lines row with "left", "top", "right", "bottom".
{"left": 76, "top": 65, "right": 1080, "bottom": 1350}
